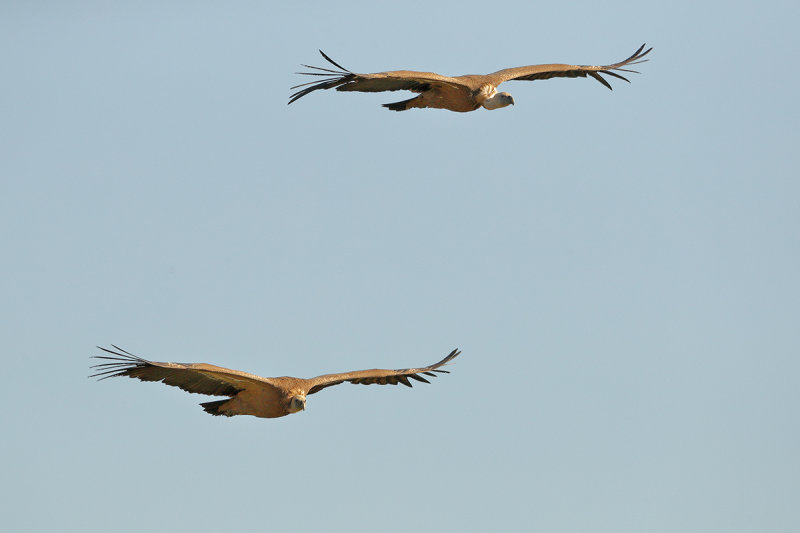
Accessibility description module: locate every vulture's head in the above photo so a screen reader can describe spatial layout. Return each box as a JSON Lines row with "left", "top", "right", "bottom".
{"left": 288, "top": 395, "right": 306, "bottom": 413}
{"left": 482, "top": 91, "right": 515, "bottom": 110}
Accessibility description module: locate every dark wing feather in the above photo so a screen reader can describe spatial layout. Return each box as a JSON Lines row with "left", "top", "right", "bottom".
{"left": 289, "top": 50, "right": 464, "bottom": 104}
{"left": 488, "top": 43, "right": 652, "bottom": 90}
{"left": 306, "top": 349, "right": 460, "bottom": 395}
{"left": 90, "top": 345, "right": 272, "bottom": 397}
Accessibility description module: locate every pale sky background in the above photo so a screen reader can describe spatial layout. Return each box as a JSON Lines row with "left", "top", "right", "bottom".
{"left": 2, "top": 1, "right": 798, "bottom": 532}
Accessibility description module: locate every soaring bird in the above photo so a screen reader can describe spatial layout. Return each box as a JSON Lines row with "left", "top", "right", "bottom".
{"left": 289, "top": 43, "right": 651, "bottom": 112}
{"left": 91, "top": 346, "right": 461, "bottom": 419}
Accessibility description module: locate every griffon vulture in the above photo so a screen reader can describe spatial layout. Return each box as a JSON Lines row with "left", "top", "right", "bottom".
{"left": 91, "top": 345, "right": 460, "bottom": 419}
{"left": 289, "top": 43, "right": 651, "bottom": 112}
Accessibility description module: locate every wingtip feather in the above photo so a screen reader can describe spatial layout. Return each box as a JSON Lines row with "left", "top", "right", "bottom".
{"left": 318, "top": 50, "right": 350, "bottom": 73}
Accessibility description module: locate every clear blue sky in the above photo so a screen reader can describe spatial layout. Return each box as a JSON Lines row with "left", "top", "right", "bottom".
{"left": 2, "top": 1, "right": 798, "bottom": 531}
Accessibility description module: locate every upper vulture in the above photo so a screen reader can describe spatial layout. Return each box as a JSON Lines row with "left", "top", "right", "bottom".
{"left": 289, "top": 43, "right": 652, "bottom": 112}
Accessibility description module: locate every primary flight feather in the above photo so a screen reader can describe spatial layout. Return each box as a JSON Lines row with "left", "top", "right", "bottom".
{"left": 289, "top": 43, "right": 652, "bottom": 112}
{"left": 91, "top": 346, "right": 460, "bottom": 419}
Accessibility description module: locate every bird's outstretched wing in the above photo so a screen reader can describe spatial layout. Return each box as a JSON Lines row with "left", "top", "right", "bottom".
{"left": 289, "top": 50, "right": 465, "bottom": 104}
{"left": 90, "top": 345, "right": 279, "bottom": 396}
{"left": 487, "top": 43, "right": 652, "bottom": 90}
{"left": 305, "top": 348, "right": 461, "bottom": 395}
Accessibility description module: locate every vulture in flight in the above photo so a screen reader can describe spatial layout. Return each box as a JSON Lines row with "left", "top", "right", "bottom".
{"left": 91, "top": 345, "right": 461, "bottom": 419}
{"left": 289, "top": 43, "right": 652, "bottom": 112}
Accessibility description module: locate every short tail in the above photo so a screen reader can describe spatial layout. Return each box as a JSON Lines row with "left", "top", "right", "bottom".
{"left": 382, "top": 96, "right": 421, "bottom": 112}
{"left": 200, "top": 399, "right": 234, "bottom": 417}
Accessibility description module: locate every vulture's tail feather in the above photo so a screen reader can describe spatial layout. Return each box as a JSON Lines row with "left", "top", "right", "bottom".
{"left": 200, "top": 399, "right": 234, "bottom": 417}
{"left": 382, "top": 97, "right": 420, "bottom": 112}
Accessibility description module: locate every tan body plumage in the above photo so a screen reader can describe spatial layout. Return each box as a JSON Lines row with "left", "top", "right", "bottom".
{"left": 289, "top": 44, "right": 652, "bottom": 112}
{"left": 91, "top": 346, "right": 460, "bottom": 419}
